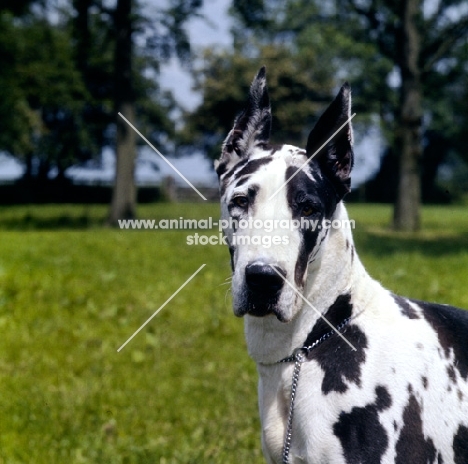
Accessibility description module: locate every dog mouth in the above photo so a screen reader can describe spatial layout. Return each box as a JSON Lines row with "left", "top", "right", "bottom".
{"left": 235, "top": 291, "right": 289, "bottom": 322}
{"left": 247, "top": 297, "right": 277, "bottom": 317}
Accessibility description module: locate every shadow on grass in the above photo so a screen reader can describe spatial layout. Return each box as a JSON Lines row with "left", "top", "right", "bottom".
{"left": 354, "top": 229, "right": 468, "bottom": 257}
{"left": 0, "top": 212, "right": 106, "bottom": 230}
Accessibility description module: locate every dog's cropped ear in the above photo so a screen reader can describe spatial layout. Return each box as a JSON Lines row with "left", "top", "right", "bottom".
{"left": 306, "top": 83, "right": 354, "bottom": 199}
{"left": 215, "top": 67, "right": 271, "bottom": 176}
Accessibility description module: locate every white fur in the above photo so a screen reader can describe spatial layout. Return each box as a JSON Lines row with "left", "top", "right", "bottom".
{"left": 249, "top": 202, "right": 468, "bottom": 463}
{"left": 219, "top": 74, "right": 468, "bottom": 463}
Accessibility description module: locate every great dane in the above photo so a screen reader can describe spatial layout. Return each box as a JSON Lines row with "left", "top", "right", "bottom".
{"left": 215, "top": 67, "right": 468, "bottom": 463}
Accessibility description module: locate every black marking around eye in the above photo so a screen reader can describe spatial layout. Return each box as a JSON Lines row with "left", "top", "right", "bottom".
{"left": 228, "top": 185, "right": 259, "bottom": 216}
{"left": 285, "top": 165, "right": 338, "bottom": 287}
{"left": 247, "top": 184, "right": 259, "bottom": 199}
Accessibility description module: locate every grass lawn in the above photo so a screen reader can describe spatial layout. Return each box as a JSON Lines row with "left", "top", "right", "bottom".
{"left": 0, "top": 202, "right": 467, "bottom": 463}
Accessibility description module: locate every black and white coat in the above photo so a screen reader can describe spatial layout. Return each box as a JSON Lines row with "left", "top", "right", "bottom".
{"left": 216, "top": 68, "right": 468, "bottom": 464}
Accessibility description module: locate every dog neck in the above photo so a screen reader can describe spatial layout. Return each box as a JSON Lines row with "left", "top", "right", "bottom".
{"left": 244, "top": 202, "right": 372, "bottom": 364}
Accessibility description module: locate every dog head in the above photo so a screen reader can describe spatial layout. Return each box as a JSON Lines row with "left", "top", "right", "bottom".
{"left": 216, "top": 67, "right": 354, "bottom": 323}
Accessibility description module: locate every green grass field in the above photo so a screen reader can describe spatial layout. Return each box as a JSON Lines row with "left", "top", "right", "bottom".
{"left": 0, "top": 203, "right": 467, "bottom": 463}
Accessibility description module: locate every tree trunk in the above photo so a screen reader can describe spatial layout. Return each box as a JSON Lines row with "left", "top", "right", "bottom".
{"left": 108, "top": 0, "right": 137, "bottom": 225}
{"left": 393, "top": 0, "right": 422, "bottom": 231}
{"left": 72, "top": 0, "right": 91, "bottom": 78}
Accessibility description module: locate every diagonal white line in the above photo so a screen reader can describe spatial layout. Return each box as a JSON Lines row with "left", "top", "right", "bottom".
{"left": 268, "top": 113, "right": 356, "bottom": 201}
{"left": 270, "top": 266, "right": 357, "bottom": 351}
{"left": 118, "top": 112, "right": 207, "bottom": 201}
{"left": 117, "top": 264, "right": 206, "bottom": 352}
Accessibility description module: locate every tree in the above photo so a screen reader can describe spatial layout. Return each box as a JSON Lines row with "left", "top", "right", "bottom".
{"left": 345, "top": 0, "right": 468, "bottom": 230}
{"left": 187, "top": 0, "right": 468, "bottom": 230}
{"left": 107, "top": 0, "right": 204, "bottom": 224}
{"left": 108, "top": 0, "right": 137, "bottom": 223}
{"left": 0, "top": 10, "right": 89, "bottom": 182}
{"left": 394, "top": 0, "right": 423, "bottom": 230}
{"left": 1, "top": 0, "right": 37, "bottom": 16}
{"left": 0, "top": 11, "right": 35, "bottom": 157}
{"left": 0, "top": 2, "right": 100, "bottom": 193}
{"left": 0, "top": 0, "right": 191, "bottom": 205}
{"left": 184, "top": 2, "right": 371, "bottom": 159}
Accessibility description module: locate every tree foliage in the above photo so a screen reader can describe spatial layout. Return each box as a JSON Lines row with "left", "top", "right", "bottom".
{"left": 0, "top": 0, "right": 193, "bottom": 190}
{"left": 185, "top": 0, "right": 395, "bottom": 159}
{"left": 185, "top": 45, "right": 337, "bottom": 159}
{"left": 186, "top": 0, "right": 468, "bottom": 221}
{"left": 0, "top": 10, "right": 89, "bottom": 179}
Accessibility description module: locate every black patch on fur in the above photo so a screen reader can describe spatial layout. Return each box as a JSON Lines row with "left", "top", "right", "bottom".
{"left": 220, "top": 157, "right": 272, "bottom": 196}
{"left": 247, "top": 184, "right": 259, "bottom": 203}
{"left": 266, "top": 143, "right": 283, "bottom": 155}
{"left": 234, "top": 175, "right": 250, "bottom": 189}
{"left": 228, "top": 246, "right": 235, "bottom": 271}
{"left": 219, "top": 158, "right": 249, "bottom": 192}
{"left": 418, "top": 300, "right": 468, "bottom": 380}
{"left": 216, "top": 160, "right": 228, "bottom": 177}
{"left": 422, "top": 376, "right": 428, "bottom": 389}
{"left": 305, "top": 294, "right": 368, "bottom": 394}
{"left": 453, "top": 425, "right": 468, "bottom": 464}
{"left": 285, "top": 165, "right": 338, "bottom": 287}
{"left": 393, "top": 294, "right": 420, "bottom": 319}
{"left": 333, "top": 386, "right": 390, "bottom": 463}
{"left": 317, "top": 324, "right": 367, "bottom": 394}
{"left": 447, "top": 365, "right": 457, "bottom": 383}
{"left": 304, "top": 294, "right": 353, "bottom": 344}
{"left": 395, "top": 393, "right": 438, "bottom": 464}
{"left": 236, "top": 157, "right": 273, "bottom": 180}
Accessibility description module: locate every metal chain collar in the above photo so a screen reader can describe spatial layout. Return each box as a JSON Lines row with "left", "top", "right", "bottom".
{"left": 277, "top": 317, "right": 351, "bottom": 464}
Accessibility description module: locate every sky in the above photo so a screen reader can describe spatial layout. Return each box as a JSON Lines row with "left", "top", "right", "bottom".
{"left": 159, "top": 0, "right": 233, "bottom": 111}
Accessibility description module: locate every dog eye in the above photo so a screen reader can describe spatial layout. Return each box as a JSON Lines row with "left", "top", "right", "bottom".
{"left": 301, "top": 204, "right": 316, "bottom": 217}
{"left": 233, "top": 196, "right": 249, "bottom": 208}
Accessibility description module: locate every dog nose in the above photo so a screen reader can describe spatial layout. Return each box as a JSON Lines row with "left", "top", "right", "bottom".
{"left": 245, "top": 264, "right": 286, "bottom": 294}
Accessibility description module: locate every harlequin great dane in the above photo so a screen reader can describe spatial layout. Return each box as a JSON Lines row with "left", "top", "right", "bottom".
{"left": 215, "top": 67, "right": 468, "bottom": 464}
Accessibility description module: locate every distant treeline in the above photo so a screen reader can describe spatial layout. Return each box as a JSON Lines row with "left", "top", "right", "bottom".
{"left": 0, "top": 181, "right": 160, "bottom": 205}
